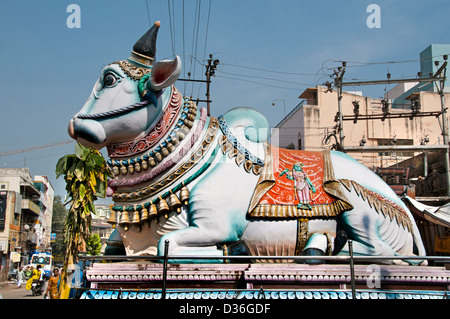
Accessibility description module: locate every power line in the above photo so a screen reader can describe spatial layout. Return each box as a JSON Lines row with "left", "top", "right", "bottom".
{"left": 167, "top": 0, "right": 175, "bottom": 57}
{"left": 217, "top": 70, "right": 315, "bottom": 87}
{"left": 201, "top": 0, "right": 211, "bottom": 64}
{"left": 3, "top": 150, "right": 72, "bottom": 166}
{"left": 197, "top": 0, "right": 212, "bottom": 98}
{"left": 216, "top": 75, "right": 302, "bottom": 91}
{"left": 0, "top": 140, "right": 74, "bottom": 157}
{"left": 330, "top": 54, "right": 450, "bottom": 69}
{"left": 145, "top": 0, "right": 151, "bottom": 26}
{"left": 182, "top": 0, "right": 186, "bottom": 92}
{"left": 220, "top": 62, "right": 320, "bottom": 76}
{"left": 190, "top": 0, "right": 202, "bottom": 96}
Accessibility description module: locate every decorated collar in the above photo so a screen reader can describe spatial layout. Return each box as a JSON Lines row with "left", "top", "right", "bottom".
{"left": 112, "top": 116, "right": 219, "bottom": 202}
{"left": 218, "top": 115, "right": 264, "bottom": 170}
{"left": 106, "top": 90, "right": 198, "bottom": 177}
{"left": 107, "top": 87, "right": 183, "bottom": 158}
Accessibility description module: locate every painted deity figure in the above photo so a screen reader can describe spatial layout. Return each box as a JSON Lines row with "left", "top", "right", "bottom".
{"left": 280, "top": 162, "right": 316, "bottom": 210}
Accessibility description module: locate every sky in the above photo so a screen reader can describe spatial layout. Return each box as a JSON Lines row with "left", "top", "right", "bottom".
{"left": 1, "top": 0, "right": 450, "bottom": 202}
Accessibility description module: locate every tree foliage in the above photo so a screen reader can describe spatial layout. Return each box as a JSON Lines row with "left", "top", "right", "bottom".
{"left": 55, "top": 143, "right": 110, "bottom": 298}
{"left": 50, "top": 195, "right": 68, "bottom": 263}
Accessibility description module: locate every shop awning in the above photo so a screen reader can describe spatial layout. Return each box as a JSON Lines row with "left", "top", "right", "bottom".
{"left": 405, "top": 196, "right": 450, "bottom": 228}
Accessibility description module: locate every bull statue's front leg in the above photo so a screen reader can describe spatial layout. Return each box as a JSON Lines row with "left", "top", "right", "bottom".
{"left": 157, "top": 147, "right": 256, "bottom": 262}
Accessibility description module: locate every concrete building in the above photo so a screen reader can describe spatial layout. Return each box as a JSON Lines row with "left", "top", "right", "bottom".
{"left": 0, "top": 168, "right": 54, "bottom": 281}
{"left": 33, "top": 175, "right": 54, "bottom": 253}
{"left": 392, "top": 44, "right": 450, "bottom": 108}
{"left": 272, "top": 85, "right": 449, "bottom": 166}
{"left": 272, "top": 44, "right": 450, "bottom": 170}
{"left": 91, "top": 204, "right": 113, "bottom": 254}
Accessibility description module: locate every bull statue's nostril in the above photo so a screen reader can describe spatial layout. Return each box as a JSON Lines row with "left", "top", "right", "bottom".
{"left": 72, "top": 118, "right": 107, "bottom": 144}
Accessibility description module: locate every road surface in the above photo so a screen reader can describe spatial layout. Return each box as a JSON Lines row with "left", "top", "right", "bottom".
{"left": 0, "top": 281, "right": 47, "bottom": 299}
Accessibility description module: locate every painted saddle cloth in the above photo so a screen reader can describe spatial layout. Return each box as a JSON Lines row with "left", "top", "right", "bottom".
{"left": 248, "top": 144, "right": 353, "bottom": 219}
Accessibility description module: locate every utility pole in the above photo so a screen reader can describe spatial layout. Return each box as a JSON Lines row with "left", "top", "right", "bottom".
{"left": 205, "top": 54, "right": 220, "bottom": 116}
{"left": 178, "top": 54, "right": 219, "bottom": 116}
{"left": 333, "top": 62, "right": 346, "bottom": 150}
{"left": 330, "top": 57, "right": 450, "bottom": 197}
{"left": 434, "top": 56, "right": 450, "bottom": 197}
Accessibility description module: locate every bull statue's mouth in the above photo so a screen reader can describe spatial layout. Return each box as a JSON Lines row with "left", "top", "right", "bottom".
{"left": 76, "top": 100, "right": 152, "bottom": 120}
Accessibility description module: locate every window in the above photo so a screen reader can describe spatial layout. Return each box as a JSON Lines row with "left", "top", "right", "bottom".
{"left": 298, "top": 133, "right": 303, "bottom": 150}
{"left": 377, "top": 138, "right": 414, "bottom": 157}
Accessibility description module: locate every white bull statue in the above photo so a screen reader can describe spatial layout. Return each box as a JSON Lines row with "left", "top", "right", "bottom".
{"left": 68, "top": 22, "right": 426, "bottom": 265}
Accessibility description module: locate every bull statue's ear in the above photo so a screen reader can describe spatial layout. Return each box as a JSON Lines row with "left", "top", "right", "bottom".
{"left": 148, "top": 55, "right": 181, "bottom": 91}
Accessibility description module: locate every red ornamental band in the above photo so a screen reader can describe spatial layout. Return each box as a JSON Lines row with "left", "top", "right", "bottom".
{"left": 107, "top": 87, "right": 182, "bottom": 158}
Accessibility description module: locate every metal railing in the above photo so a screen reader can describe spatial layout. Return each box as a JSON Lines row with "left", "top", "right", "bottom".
{"left": 76, "top": 240, "right": 450, "bottom": 300}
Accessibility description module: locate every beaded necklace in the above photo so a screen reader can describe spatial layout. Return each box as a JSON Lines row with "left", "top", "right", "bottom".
{"left": 107, "top": 93, "right": 197, "bottom": 176}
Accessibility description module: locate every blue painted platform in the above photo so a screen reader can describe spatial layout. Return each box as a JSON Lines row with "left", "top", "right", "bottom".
{"left": 80, "top": 289, "right": 447, "bottom": 300}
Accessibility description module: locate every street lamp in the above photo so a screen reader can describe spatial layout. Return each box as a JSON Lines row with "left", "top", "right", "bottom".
{"left": 272, "top": 99, "right": 286, "bottom": 117}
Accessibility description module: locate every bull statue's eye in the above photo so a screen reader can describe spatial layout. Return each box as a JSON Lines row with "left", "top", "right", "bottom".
{"left": 104, "top": 72, "right": 118, "bottom": 87}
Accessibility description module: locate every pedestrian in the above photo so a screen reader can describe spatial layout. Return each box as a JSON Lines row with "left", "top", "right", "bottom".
{"left": 17, "top": 267, "right": 24, "bottom": 288}
{"left": 45, "top": 268, "right": 60, "bottom": 299}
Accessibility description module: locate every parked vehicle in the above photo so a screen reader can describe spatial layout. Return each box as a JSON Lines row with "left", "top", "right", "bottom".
{"left": 7, "top": 272, "right": 16, "bottom": 282}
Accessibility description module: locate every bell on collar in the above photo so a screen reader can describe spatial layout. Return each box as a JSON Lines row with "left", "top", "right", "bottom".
{"left": 141, "top": 206, "right": 149, "bottom": 221}
{"left": 157, "top": 196, "right": 170, "bottom": 216}
{"left": 131, "top": 210, "right": 141, "bottom": 224}
{"left": 169, "top": 191, "right": 182, "bottom": 213}
{"left": 180, "top": 184, "right": 190, "bottom": 206}
{"left": 149, "top": 203, "right": 158, "bottom": 218}
{"left": 107, "top": 210, "right": 118, "bottom": 228}
{"left": 130, "top": 209, "right": 141, "bottom": 232}
{"left": 119, "top": 209, "right": 131, "bottom": 230}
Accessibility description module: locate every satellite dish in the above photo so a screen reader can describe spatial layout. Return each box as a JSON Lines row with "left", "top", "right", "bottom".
{"left": 24, "top": 224, "right": 30, "bottom": 230}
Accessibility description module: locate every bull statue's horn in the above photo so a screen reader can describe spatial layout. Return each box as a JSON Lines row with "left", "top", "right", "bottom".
{"left": 129, "top": 21, "right": 160, "bottom": 67}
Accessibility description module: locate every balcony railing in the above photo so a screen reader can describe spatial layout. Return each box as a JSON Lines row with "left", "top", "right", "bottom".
{"left": 21, "top": 199, "right": 41, "bottom": 215}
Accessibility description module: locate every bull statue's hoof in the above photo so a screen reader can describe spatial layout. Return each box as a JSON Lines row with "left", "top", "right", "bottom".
{"left": 301, "top": 248, "right": 326, "bottom": 264}
{"left": 332, "top": 230, "right": 348, "bottom": 255}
